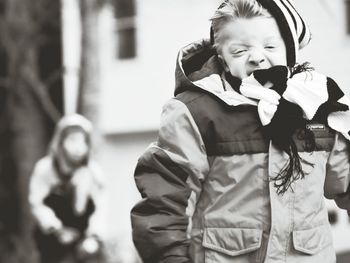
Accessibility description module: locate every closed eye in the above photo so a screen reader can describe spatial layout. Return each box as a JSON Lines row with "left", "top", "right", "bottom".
{"left": 232, "top": 49, "right": 247, "bottom": 55}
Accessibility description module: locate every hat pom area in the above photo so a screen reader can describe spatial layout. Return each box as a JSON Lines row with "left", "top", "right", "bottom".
{"left": 257, "top": 0, "right": 312, "bottom": 66}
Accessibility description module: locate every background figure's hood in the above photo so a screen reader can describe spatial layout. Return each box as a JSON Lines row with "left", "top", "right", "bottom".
{"left": 49, "top": 114, "right": 94, "bottom": 159}
{"left": 174, "top": 39, "right": 257, "bottom": 106}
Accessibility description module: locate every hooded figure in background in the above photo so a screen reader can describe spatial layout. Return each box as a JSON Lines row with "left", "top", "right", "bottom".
{"left": 29, "top": 114, "right": 105, "bottom": 263}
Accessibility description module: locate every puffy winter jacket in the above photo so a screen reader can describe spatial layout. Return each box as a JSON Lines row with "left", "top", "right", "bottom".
{"left": 131, "top": 39, "right": 350, "bottom": 263}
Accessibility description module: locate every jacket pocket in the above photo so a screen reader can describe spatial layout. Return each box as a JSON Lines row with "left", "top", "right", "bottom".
{"left": 292, "top": 224, "right": 333, "bottom": 255}
{"left": 202, "top": 227, "right": 263, "bottom": 256}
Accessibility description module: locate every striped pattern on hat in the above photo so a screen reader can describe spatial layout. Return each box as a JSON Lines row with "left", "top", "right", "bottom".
{"left": 257, "top": 0, "right": 312, "bottom": 66}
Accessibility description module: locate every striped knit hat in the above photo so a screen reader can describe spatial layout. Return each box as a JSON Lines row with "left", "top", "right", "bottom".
{"left": 210, "top": 0, "right": 312, "bottom": 66}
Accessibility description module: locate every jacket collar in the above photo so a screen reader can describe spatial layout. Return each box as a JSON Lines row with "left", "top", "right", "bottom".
{"left": 174, "top": 39, "right": 257, "bottom": 107}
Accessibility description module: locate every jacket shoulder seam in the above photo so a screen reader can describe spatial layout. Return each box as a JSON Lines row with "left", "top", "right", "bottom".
{"left": 175, "top": 91, "right": 210, "bottom": 106}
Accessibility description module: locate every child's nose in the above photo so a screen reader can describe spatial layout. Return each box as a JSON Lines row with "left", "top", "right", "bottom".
{"left": 248, "top": 50, "right": 265, "bottom": 66}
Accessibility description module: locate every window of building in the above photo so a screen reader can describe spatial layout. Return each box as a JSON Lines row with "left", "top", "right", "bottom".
{"left": 112, "top": 0, "right": 137, "bottom": 59}
{"left": 116, "top": 16, "right": 137, "bottom": 59}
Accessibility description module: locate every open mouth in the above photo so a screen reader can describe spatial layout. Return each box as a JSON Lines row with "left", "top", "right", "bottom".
{"left": 247, "top": 67, "right": 266, "bottom": 76}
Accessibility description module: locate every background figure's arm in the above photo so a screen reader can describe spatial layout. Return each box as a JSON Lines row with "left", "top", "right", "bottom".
{"left": 29, "top": 157, "right": 63, "bottom": 233}
{"left": 131, "top": 98, "right": 209, "bottom": 263}
{"left": 325, "top": 133, "right": 350, "bottom": 214}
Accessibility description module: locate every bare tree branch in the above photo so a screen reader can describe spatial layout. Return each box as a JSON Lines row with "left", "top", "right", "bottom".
{"left": 23, "top": 66, "right": 62, "bottom": 122}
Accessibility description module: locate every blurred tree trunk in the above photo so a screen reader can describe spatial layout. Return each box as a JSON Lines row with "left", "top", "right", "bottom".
{"left": 0, "top": 0, "right": 62, "bottom": 262}
{"left": 78, "top": 0, "right": 103, "bottom": 122}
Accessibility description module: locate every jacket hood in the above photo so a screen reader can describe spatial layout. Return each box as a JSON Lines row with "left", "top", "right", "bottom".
{"left": 174, "top": 39, "right": 257, "bottom": 106}
{"left": 49, "top": 114, "right": 94, "bottom": 159}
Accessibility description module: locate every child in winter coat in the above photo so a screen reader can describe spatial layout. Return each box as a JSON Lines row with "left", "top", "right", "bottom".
{"left": 29, "top": 114, "right": 104, "bottom": 263}
{"left": 131, "top": 0, "right": 350, "bottom": 263}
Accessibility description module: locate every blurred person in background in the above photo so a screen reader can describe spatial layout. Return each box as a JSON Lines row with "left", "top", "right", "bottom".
{"left": 29, "top": 114, "right": 105, "bottom": 263}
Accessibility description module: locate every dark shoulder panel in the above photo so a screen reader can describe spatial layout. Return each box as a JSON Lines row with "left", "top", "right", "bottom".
{"left": 175, "top": 90, "right": 335, "bottom": 156}
{"left": 175, "top": 90, "right": 269, "bottom": 156}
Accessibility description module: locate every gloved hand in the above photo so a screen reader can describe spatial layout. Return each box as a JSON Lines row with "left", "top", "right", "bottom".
{"left": 54, "top": 227, "right": 80, "bottom": 245}
{"left": 77, "top": 235, "right": 101, "bottom": 259}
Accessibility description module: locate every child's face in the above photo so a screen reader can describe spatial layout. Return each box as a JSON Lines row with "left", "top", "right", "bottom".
{"left": 62, "top": 130, "right": 89, "bottom": 164}
{"left": 219, "top": 16, "right": 287, "bottom": 79}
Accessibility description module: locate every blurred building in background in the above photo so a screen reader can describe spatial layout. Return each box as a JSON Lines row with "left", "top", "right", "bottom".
{"left": 63, "top": 0, "right": 350, "bottom": 262}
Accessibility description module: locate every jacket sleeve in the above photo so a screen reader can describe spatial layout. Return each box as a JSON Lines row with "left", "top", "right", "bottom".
{"left": 130, "top": 98, "right": 209, "bottom": 263}
{"left": 324, "top": 133, "right": 350, "bottom": 214}
{"left": 29, "top": 157, "right": 63, "bottom": 233}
